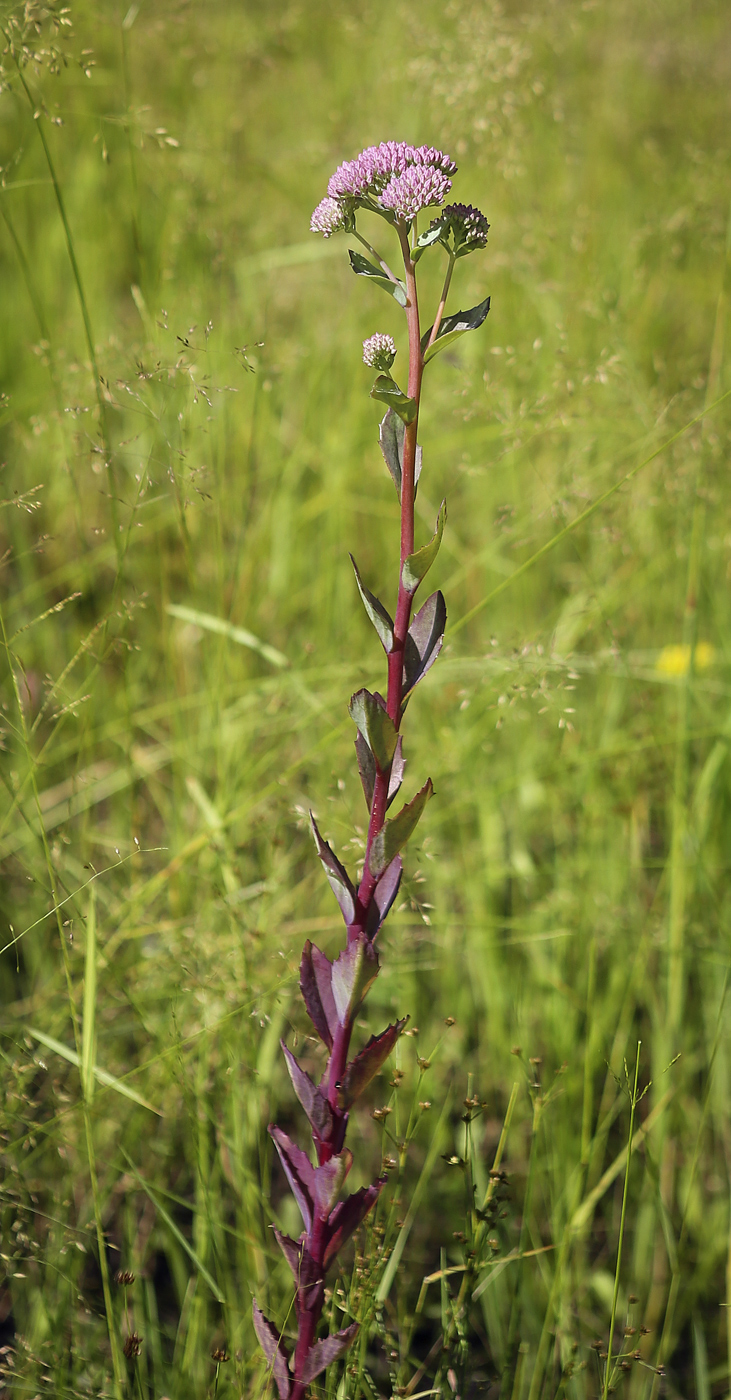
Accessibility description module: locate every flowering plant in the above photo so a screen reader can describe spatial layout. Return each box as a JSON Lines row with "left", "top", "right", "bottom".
{"left": 254, "top": 140, "right": 490, "bottom": 1399}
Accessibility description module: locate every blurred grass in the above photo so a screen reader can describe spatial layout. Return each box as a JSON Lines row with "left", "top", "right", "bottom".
{"left": 0, "top": 0, "right": 730, "bottom": 1396}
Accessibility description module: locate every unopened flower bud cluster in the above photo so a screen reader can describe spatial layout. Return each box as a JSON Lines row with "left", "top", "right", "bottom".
{"left": 362, "top": 334, "right": 396, "bottom": 371}
{"left": 433, "top": 202, "right": 490, "bottom": 252}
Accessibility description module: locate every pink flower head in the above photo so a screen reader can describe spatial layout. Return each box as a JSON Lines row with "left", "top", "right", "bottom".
{"left": 380, "top": 165, "right": 452, "bottom": 222}
{"left": 327, "top": 158, "right": 374, "bottom": 200}
{"left": 325, "top": 140, "right": 457, "bottom": 206}
{"left": 408, "top": 145, "right": 458, "bottom": 175}
{"left": 310, "top": 196, "right": 352, "bottom": 238}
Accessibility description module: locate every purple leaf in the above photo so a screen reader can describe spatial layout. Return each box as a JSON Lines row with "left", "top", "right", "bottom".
{"left": 269, "top": 1126, "right": 316, "bottom": 1233}
{"left": 272, "top": 1228, "right": 304, "bottom": 1282}
{"left": 368, "top": 779, "right": 433, "bottom": 878}
{"left": 324, "top": 1180, "right": 386, "bottom": 1268}
{"left": 252, "top": 1301, "right": 291, "bottom": 1399}
{"left": 310, "top": 812, "right": 356, "bottom": 925}
{"left": 403, "top": 591, "right": 446, "bottom": 698}
{"left": 299, "top": 1322, "right": 360, "bottom": 1385}
{"left": 338, "top": 1020, "right": 406, "bottom": 1110}
{"left": 272, "top": 1233, "right": 323, "bottom": 1312}
{"left": 387, "top": 736, "right": 405, "bottom": 809}
{"left": 313, "top": 1150, "right": 352, "bottom": 1217}
{"left": 331, "top": 933, "right": 379, "bottom": 1027}
{"left": 365, "top": 856, "right": 403, "bottom": 939}
{"left": 355, "top": 730, "right": 375, "bottom": 811}
{"left": 281, "top": 1043, "right": 333, "bottom": 1140}
{"left": 300, "top": 941, "right": 337, "bottom": 1050}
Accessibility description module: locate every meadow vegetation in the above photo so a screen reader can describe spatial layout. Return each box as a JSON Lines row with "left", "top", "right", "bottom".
{"left": 0, "top": 1, "right": 730, "bottom": 1396}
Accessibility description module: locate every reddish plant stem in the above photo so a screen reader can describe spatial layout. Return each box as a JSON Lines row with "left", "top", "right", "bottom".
{"left": 354, "top": 224, "right": 423, "bottom": 922}
{"left": 291, "top": 223, "right": 423, "bottom": 1400}
{"left": 325, "top": 1021, "right": 351, "bottom": 1139}
{"left": 290, "top": 1210, "right": 328, "bottom": 1400}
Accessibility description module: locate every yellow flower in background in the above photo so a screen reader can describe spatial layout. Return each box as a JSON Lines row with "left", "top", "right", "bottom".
{"left": 656, "top": 642, "right": 716, "bottom": 676}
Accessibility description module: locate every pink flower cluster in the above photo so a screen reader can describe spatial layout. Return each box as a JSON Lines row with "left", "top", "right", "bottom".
{"left": 310, "top": 196, "right": 351, "bottom": 238}
{"left": 380, "top": 165, "right": 453, "bottom": 221}
{"left": 311, "top": 140, "right": 457, "bottom": 232}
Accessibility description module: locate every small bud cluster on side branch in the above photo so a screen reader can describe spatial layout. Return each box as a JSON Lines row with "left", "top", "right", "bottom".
{"left": 254, "top": 140, "right": 491, "bottom": 1399}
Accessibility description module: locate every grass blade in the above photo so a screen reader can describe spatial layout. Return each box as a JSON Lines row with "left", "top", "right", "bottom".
{"left": 27, "top": 1027, "right": 161, "bottom": 1115}
{"left": 121, "top": 1149, "right": 225, "bottom": 1303}
{"left": 376, "top": 1087, "right": 453, "bottom": 1304}
{"left": 81, "top": 886, "right": 97, "bottom": 1106}
{"left": 166, "top": 602, "right": 289, "bottom": 668}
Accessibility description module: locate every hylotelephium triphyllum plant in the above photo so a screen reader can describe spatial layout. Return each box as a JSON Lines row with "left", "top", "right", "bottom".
{"left": 253, "top": 140, "right": 490, "bottom": 1400}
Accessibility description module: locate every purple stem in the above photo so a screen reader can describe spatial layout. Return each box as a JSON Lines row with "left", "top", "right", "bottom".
{"left": 289, "top": 219, "right": 423, "bottom": 1400}
{"left": 355, "top": 222, "right": 422, "bottom": 918}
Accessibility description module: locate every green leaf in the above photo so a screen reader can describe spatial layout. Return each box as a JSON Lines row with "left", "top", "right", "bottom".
{"left": 378, "top": 409, "right": 423, "bottom": 499}
{"left": 402, "top": 501, "right": 446, "bottom": 594}
{"left": 355, "top": 729, "right": 376, "bottom": 810}
{"left": 412, "top": 222, "right": 446, "bottom": 264}
{"left": 348, "top": 689, "right": 398, "bottom": 772}
{"left": 349, "top": 250, "right": 407, "bottom": 307}
{"left": 350, "top": 556, "right": 394, "bottom": 653}
{"left": 417, "top": 221, "right": 447, "bottom": 250}
{"left": 370, "top": 374, "right": 417, "bottom": 426}
{"left": 310, "top": 812, "right": 356, "bottom": 924}
{"left": 368, "top": 779, "right": 433, "bottom": 877}
{"left": 421, "top": 296, "right": 491, "bottom": 365}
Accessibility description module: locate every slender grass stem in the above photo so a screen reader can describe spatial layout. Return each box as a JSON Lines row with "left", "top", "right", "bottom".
{"left": 0, "top": 192, "right": 87, "bottom": 528}
{"left": 668, "top": 194, "right": 731, "bottom": 1037}
{"left": 650, "top": 973, "right": 730, "bottom": 1400}
{"left": 602, "top": 1043, "right": 642, "bottom": 1400}
{"left": 119, "top": 10, "right": 144, "bottom": 286}
{"left": 501, "top": 1092, "right": 542, "bottom": 1400}
{"left": 649, "top": 191, "right": 731, "bottom": 1352}
{"left": 450, "top": 386, "right": 731, "bottom": 638}
{"left": 1, "top": 599, "right": 123, "bottom": 1392}
{"left": 7, "top": 46, "right": 122, "bottom": 556}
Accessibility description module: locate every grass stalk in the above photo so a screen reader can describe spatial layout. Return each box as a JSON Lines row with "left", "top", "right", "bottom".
{"left": 81, "top": 886, "right": 126, "bottom": 1397}
{"left": 7, "top": 47, "right": 121, "bottom": 554}
{"left": 602, "top": 1043, "right": 642, "bottom": 1400}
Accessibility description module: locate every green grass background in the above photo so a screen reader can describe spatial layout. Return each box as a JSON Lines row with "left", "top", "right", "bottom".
{"left": 1, "top": 0, "right": 730, "bottom": 1396}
